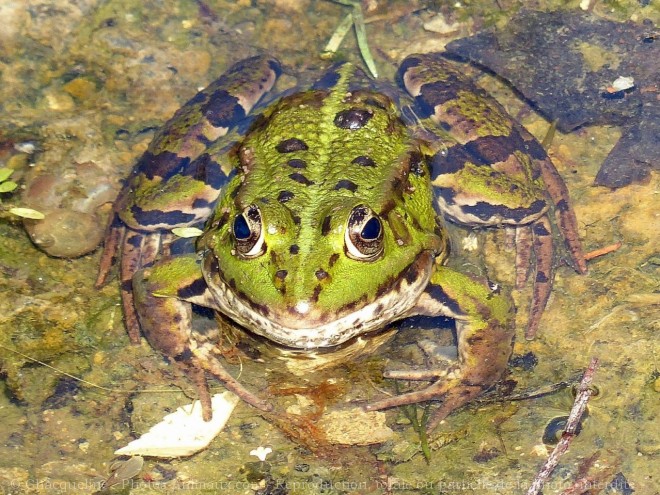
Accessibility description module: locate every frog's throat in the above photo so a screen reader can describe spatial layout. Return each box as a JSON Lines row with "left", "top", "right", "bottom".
{"left": 202, "top": 251, "right": 435, "bottom": 349}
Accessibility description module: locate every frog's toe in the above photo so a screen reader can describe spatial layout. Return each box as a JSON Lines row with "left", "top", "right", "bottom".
{"left": 527, "top": 215, "right": 554, "bottom": 339}
{"left": 365, "top": 376, "right": 483, "bottom": 432}
{"left": 514, "top": 225, "right": 533, "bottom": 289}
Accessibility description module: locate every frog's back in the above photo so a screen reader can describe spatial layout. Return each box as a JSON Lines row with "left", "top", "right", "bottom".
{"left": 235, "top": 64, "right": 420, "bottom": 219}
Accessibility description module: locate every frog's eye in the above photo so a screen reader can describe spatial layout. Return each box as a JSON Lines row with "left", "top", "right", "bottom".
{"left": 232, "top": 205, "right": 265, "bottom": 258}
{"left": 345, "top": 205, "right": 384, "bottom": 261}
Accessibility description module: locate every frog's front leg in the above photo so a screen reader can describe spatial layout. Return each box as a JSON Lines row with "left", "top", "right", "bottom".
{"left": 366, "top": 266, "right": 514, "bottom": 432}
{"left": 132, "top": 254, "right": 272, "bottom": 420}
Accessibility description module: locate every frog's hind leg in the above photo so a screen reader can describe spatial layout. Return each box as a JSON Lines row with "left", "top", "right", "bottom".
{"left": 119, "top": 229, "right": 170, "bottom": 343}
{"left": 538, "top": 158, "right": 587, "bottom": 275}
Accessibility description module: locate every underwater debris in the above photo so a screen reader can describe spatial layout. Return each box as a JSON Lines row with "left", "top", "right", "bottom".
{"left": 115, "top": 392, "right": 239, "bottom": 457}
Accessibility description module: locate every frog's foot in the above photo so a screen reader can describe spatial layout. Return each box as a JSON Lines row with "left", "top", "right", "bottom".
{"left": 179, "top": 350, "right": 272, "bottom": 422}
{"left": 365, "top": 367, "right": 484, "bottom": 433}
{"left": 190, "top": 344, "right": 273, "bottom": 418}
{"left": 96, "top": 215, "right": 172, "bottom": 343}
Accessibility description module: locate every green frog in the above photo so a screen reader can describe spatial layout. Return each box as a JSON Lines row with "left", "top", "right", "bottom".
{"left": 96, "top": 54, "right": 586, "bottom": 431}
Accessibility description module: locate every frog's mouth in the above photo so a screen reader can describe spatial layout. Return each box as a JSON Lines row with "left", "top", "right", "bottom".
{"left": 202, "top": 251, "right": 435, "bottom": 349}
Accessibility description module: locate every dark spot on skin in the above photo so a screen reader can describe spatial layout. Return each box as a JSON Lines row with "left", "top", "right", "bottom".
{"left": 412, "top": 80, "right": 463, "bottom": 119}
{"left": 555, "top": 199, "right": 570, "bottom": 212}
{"left": 315, "top": 269, "right": 329, "bottom": 280}
{"left": 533, "top": 222, "right": 551, "bottom": 237}
{"left": 312, "top": 67, "right": 342, "bottom": 90}
{"left": 208, "top": 256, "right": 220, "bottom": 274}
{"left": 289, "top": 173, "right": 315, "bottom": 186}
{"left": 328, "top": 253, "right": 339, "bottom": 267}
{"left": 126, "top": 233, "right": 142, "bottom": 248}
{"left": 133, "top": 151, "right": 189, "bottom": 181}
{"left": 334, "top": 107, "right": 373, "bottom": 130}
{"left": 270, "top": 250, "right": 279, "bottom": 265}
{"left": 182, "top": 153, "right": 231, "bottom": 191}
{"left": 409, "top": 151, "right": 426, "bottom": 176}
{"left": 276, "top": 138, "right": 308, "bottom": 153}
{"left": 374, "top": 303, "right": 384, "bottom": 315}
{"left": 426, "top": 283, "right": 463, "bottom": 316}
{"left": 289, "top": 244, "right": 299, "bottom": 255}
{"left": 334, "top": 180, "right": 358, "bottom": 192}
{"left": 277, "top": 190, "right": 295, "bottom": 203}
{"left": 267, "top": 58, "right": 283, "bottom": 78}
{"left": 130, "top": 205, "right": 196, "bottom": 227}
{"left": 311, "top": 285, "right": 322, "bottom": 302}
{"left": 246, "top": 298, "right": 271, "bottom": 317}
{"left": 466, "top": 335, "right": 485, "bottom": 346}
{"left": 275, "top": 270, "right": 288, "bottom": 280}
{"left": 536, "top": 271, "right": 549, "bottom": 283}
{"left": 174, "top": 348, "right": 194, "bottom": 362}
{"left": 201, "top": 89, "right": 247, "bottom": 129}
{"left": 321, "top": 216, "right": 332, "bottom": 236}
{"left": 405, "top": 265, "right": 419, "bottom": 285}
{"left": 177, "top": 277, "right": 207, "bottom": 299}
{"left": 192, "top": 197, "right": 213, "bottom": 210}
{"left": 292, "top": 215, "right": 301, "bottom": 225}
{"left": 351, "top": 155, "right": 376, "bottom": 167}
{"left": 229, "top": 278, "right": 236, "bottom": 289}
{"left": 287, "top": 158, "right": 307, "bottom": 169}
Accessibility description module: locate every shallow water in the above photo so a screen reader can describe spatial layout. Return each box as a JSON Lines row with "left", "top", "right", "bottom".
{"left": 0, "top": 1, "right": 658, "bottom": 494}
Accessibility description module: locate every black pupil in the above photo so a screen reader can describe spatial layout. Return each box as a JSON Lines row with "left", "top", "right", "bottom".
{"left": 361, "top": 217, "right": 381, "bottom": 240}
{"left": 233, "top": 214, "right": 251, "bottom": 239}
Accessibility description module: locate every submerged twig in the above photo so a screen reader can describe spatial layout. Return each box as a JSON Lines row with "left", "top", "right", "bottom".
{"left": 526, "top": 357, "right": 599, "bottom": 495}
{"left": 584, "top": 242, "right": 622, "bottom": 261}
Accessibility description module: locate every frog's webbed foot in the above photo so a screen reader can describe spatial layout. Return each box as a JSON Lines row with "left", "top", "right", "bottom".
{"left": 366, "top": 266, "right": 514, "bottom": 433}
{"left": 366, "top": 368, "right": 483, "bottom": 433}
{"left": 190, "top": 344, "right": 273, "bottom": 420}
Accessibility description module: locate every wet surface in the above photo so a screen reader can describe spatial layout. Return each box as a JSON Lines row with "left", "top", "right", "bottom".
{"left": 445, "top": 9, "right": 659, "bottom": 188}
{"left": 0, "top": 1, "right": 658, "bottom": 494}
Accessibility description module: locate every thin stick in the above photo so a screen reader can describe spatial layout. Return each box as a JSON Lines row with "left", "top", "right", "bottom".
{"left": 526, "top": 357, "right": 599, "bottom": 495}
{"left": 584, "top": 242, "right": 622, "bottom": 261}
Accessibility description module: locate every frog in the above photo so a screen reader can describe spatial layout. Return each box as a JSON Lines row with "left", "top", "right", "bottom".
{"left": 96, "top": 53, "right": 586, "bottom": 431}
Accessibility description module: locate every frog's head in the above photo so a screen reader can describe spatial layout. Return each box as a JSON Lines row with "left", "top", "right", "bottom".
{"left": 200, "top": 87, "right": 447, "bottom": 349}
{"left": 202, "top": 161, "right": 446, "bottom": 350}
